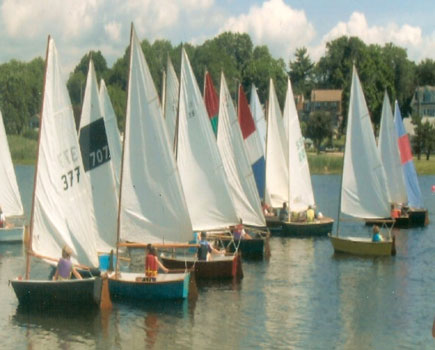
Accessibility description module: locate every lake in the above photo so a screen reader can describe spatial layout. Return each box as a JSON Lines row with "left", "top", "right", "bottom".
{"left": 0, "top": 166, "right": 434, "bottom": 349}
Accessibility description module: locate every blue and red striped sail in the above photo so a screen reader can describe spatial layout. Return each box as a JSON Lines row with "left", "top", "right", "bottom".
{"left": 394, "top": 101, "right": 423, "bottom": 208}
{"left": 238, "top": 85, "right": 266, "bottom": 199}
{"left": 203, "top": 71, "right": 219, "bottom": 135}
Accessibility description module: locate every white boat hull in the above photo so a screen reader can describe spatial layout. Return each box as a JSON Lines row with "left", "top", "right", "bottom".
{"left": 329, "top": 234, "right": 395, "bottom": 256}
{"left": 0, "top": 226, "right": 24, "bottom": 242}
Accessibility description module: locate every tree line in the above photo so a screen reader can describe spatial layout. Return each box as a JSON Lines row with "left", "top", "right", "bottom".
{"left": 0, "top": 33, "right": 434, "bottom": 156}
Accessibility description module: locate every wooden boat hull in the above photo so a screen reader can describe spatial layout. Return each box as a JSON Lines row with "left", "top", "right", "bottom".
{"left": 365, "top": 209, "right": 429, "bottom": 228}
{"left": 0, "top": 226, "right": 24, "bottom": 243}
{"left": 220, "top": 238, "right": 265, "bottom": 259}
{"left": 108, "top": 272, "right": 190, "bottom": 301}
{"left": 10, "top": 277, "right": 102, "bottom": 308}
{"left": 329, "top": 234, "right": 395, "bottom": 256}
{"left": 267, "top": 216, "right": 334, "bottom": 237}
{"left": 161, "top": 254, "right": 243, "bottom": 280}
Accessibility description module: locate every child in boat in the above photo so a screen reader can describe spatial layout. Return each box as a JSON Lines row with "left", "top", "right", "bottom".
{"left": 197, "top": 232, "right": 222, "bottom": 261}
{"left": 372, "top": 225, "right": 383, "bottom": 242}
{"left": 53, "top": 245, "right": 82, "bottom": 280}
{"left": 261, "top": 201, "right": 273, "bottom": 217}
{"left": 279, "top": 202, "right": 289, "bottom": 222}
{"left": 232, "top": 219, "right": 252, "bottom": 240}
{"left": 306, "top": 206, "right": 315, "bottom": 222}
{"left": 145, "top": 244, "right": 168, "bottom": 281}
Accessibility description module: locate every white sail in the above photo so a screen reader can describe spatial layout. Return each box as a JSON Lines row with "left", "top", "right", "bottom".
{"left": 341, "top": 67, "right": 390, "bottom": 219}
{"left": 217, "top": 74, "right": 265, "bottom": 227}
{"left": 378, "top": 92, "right": 407, "bottom": 204}
{"left": 284, "top": 78, "right": 315, "bottom": 212}
{"left": 177, "top": 48, "right": 238, "bottom": 231}
{"left": 119, "top": 27, "right": 192, "bottom": 244}
{"left": 78, "top": 60, "right": 118, "bottom": 250}
{"left": 163, "top": 57, "right": 179, "bottom": 148}
{"left": 32, "top": 37, "right": 99, "bottom": 267}
{"left": 0, "top": 111, "right": 24, "bottom": 217}
{"left": 265, "top": 79, "right": 289, "bottom": 208}
{"left": 99, "top": 79, "right": 122, "bottom": 193}
{"left": 250, "top": 84, "right": 267, "bottom": 153}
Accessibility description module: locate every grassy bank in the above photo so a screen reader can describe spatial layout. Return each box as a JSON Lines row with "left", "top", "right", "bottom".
{"left": 8, "top": 135, "right": 37, "bottom": 165}
{"left": 308, "top": 152, "right": 435, "bottom": 175}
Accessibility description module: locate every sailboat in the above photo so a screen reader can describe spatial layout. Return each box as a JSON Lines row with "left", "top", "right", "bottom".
{"left": 393, "top": 101, "right": 429, "bottom": 227}
{"left": 329, "top": 67, "right": 395, "bottom": 256}
{"left": 214, "top": 74, "right": 268, "bottom": 258}
{"left": 160, "top": 49, "right": 243, "bottom": 279}
{"left": 249, "top": 84, "right": 267, "bottom": 155}
{"left": 10, "top": 36, "right": 103, "bottom": 308}
{"left": 280, "top": 78, "right": 334, "bottom": 236}
{"left": 99, "top": 79, "right": 122, "bottom": 194}
{"left": 78, "top": 59, "right": 118, "bottom": 254}
{"left": 108, "top": 25, "right": 192, "bottom": 300}
{"left": 0, "top": 110, "right": 25, "bottom": 242}
{"left": 203, "top": 71, "right": 219, "bottom": 135}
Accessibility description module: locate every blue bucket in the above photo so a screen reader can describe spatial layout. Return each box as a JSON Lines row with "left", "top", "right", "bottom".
{"left": 99, "top": 254, "right": 116, "bottom": 271}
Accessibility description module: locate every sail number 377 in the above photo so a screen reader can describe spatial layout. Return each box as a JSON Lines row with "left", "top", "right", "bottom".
{"left": 61, "top": 166, "right": 80, "bottom": 191}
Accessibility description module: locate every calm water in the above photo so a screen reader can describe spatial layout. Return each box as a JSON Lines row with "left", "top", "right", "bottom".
{"left": 0, "top": 165, "right": 434, "bottom": 349}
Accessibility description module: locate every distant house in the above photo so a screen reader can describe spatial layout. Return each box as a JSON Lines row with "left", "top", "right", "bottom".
{"left": 405, "top": 86, "right": 435, "bottom": 135}
{"left": 309, "top": 89, "right": 342, "bottom": 127}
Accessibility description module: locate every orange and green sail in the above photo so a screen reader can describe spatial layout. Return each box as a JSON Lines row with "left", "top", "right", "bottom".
{"left": 203, "top": 71, "right": 219, "bottom": 135}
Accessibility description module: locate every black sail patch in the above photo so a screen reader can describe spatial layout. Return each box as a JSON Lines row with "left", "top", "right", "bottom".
{"left": 79, "top": 118, "right": 111, "bottom": 172}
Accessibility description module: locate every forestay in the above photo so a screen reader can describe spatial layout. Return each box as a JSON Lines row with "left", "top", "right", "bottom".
{"left": 32, "top": 37, "right": 99, "bottom": 267}
{"left": 0, "top": 110, "right": 24, "bottom": 217}
{"left": 99, "top": 79, "right": 122, "bottom": 193}
{"left": 284, "top": 79, "right": 315, "bottom": 212}
{"left": 163, "top": 57, "right": 179, "bottom": 148}
{"left": 217, "top": 74, "right": 265, "bottom": 227}
{"left": 378, "top": 92, "right": 407, "bottom": 205}
{"left": 177, "top": 48, "right": 238, "bottom": 231}
{"left": 78, "top": 60, "right": 118, "bottom": 250}
{"left": 119, "top": 27, "right": 192, "bottom": 244}
{"left": 341, "top": 67, "right": 390, "bottom": 219}
{"left": 265, "top": 79, "right": 289, "bottom": 208}
{"left": 250, "top": 84, "right": 267, "bottom": 153}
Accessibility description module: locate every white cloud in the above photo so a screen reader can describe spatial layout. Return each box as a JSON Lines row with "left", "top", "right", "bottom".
{"left": 310, "top": 12, "right": 434, "bottom": 62}
{"left": 219, "top": 0, "right": 315, "bottom": 61}
{"left": 104, "top": 21, "right": 122, "bottom": 42}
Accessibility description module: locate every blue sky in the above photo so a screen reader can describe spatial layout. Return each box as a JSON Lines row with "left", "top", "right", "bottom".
{"left": 0, "top": 0, "right": 434, "bottom": 74}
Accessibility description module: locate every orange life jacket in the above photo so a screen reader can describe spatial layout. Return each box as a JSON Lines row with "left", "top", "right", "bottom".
{"left": 145, "top": 254, "right": 158, "bottom": 277}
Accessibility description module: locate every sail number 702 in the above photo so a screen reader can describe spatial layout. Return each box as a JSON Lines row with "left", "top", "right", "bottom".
{"left": 61, "top": 166, "right": 80, "bottom": 191}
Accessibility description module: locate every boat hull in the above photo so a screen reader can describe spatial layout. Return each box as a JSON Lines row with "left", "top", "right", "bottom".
{"left": 161, "top": 254, "right": 243, "bottom": 280}
{"left": 221, "top": 238, "right": 265, "bottom": 259}
{"left": 365, "top": 209, "right": 429, "bottom": 228}
{"left": 0, "top": 226, "right": 24, "bottom": 243}
{"left": 267, "top": 216, "right": 334, "bottom": 237}
{"left": 108, "top": 272, "right": 190, "bottom": 301}
{"left": 10, "top": 277, "right": 102, "bottom": 308}
{"left": 329, "top": 234, "right": 395, "bottom": 256}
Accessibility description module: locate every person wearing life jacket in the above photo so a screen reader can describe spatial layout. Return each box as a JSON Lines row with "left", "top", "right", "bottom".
{"left": 197, "top": 232, "right": 222, "bottom": 261}
{"left": 145, "top": 244, "right": 168, "bottom": 281}
{"left": 306, "top": 205, "right": 315, "bottom": 222}
{"left": 232, "top": 219, "right": 252, "bottom": 240}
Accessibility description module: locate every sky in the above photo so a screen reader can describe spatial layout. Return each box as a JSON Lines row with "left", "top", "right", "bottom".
{"left": 0, "top": 0, "right": 434, "bottom": 74}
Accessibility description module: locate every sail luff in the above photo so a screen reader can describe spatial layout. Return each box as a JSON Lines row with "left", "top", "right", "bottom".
{"left": 250, "top": 84, "right": 267, "bottom": 153}
{"left": 119, "top": 26, "right": 192, "bottom": 244}
{"left": 177, "top": 49, "right": 238, "bottom": 231}
{"left": 31, "top": 37, "right": 99, "bottom": 267}
{"left": 265, "top": 79, "right": 289, "bottom": 208}
{"left": 285, "top": 78, "right": 315, "bottom": 212}
{"left": 340, "top": 67, "right": 390, "bottom": 219}
{"left": 217, "top": 74, "right": 265, "bottom": 227}
{"left": 378, "top": 92, "right": 407, "bottom": 204}
{"left": 163, "top": 57, "right": 179, "bottom": 147}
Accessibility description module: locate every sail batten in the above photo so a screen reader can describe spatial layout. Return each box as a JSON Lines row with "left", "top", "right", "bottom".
{"left": 341, "top": 67, "right": 390, "bottom": 219}
{"left": 177, "top": 49, "right": 238, "bottom": 231}
{"left": 217, "top": 74, "right": 265, "bottom": 227}
{"left": 119, "top": 27, "right": 192, "bottom": 244}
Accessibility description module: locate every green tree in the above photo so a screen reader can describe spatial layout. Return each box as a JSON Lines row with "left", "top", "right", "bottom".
{"left": 305, "top": 111, "right": 334, "bottom": 154}
{"left": 289, "top": 47, "right": 314, "bottom": 98}
{"left": 416, "top": 58, "right": 435, "bottom": 86}
{"left": 411, "top": 114, "right": 424, "bottom": 160}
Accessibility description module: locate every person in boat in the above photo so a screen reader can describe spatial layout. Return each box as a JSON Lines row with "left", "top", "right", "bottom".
{"left": 372, "top": 225, "right": 383, "bottom": 242}
{"left": 145, "top": 244, "right": 168, "bottom": 281}
{"left": 306, "top": 205, "right": 315, "bottom": 223}
{"left": 52, "top": 245, "right": 83, "bottom": 281}
{"left": 197, "top": 232, "right": 222, "bottom": 261}
{"left": 0, "top": 206, "right": 5, "bottom": 228}
{"left": 261, "top": 200, "right": 274, "bottom": 217}
{"left": 232, "top": 219, "right": 252, "bottom": 240}
{"left": 279, "top": 202, "right": 289, "bottom": 222}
